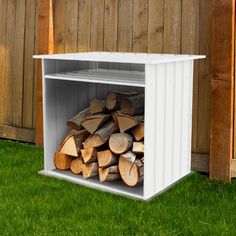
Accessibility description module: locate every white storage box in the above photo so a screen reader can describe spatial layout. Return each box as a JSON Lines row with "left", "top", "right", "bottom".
{"left": 34, "top": 52, "right": 205, "bottom": 200}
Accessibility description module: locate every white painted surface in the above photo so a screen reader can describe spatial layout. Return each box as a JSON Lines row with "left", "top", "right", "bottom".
{"left": 34, "top": 52, "right": 205, "bottom": 64}
{"left": 37, "top": 53, "right": 203, "bottom": 200}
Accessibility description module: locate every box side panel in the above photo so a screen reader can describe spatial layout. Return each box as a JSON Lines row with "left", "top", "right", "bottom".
{"left": 144, "top": 61, "right": 194, "bottom": 199}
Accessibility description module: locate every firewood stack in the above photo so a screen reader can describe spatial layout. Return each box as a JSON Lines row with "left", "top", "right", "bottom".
{"left": 54, "top": 91, "right": 144, "bottom": 187}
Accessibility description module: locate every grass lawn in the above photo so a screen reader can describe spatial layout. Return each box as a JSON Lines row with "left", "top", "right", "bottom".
{"left": 0, "top": 140, "right": 236, "bottom": 235}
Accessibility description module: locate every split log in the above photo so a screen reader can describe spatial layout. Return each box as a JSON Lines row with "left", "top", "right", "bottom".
{"left": 131, "top": 123, "right": 144, "bottom": 141}
{"left": 111, "top": 110, "right": 121, "bottom": 128}
{"left": 99, "top": 165, "right": 121, "bottom": 183}
{"left": 70, "top": 158, "right": 83, "bottom": 174}
{"left": 81, "top": 147, "right": 97, "bottom": 164}
{"left": 81, "top": 113, "right": 110, "bottom": 134}
{"left": 121, "top": 94, "right": 144, "bottom": 115}
{"left": 106, "top": 91, "right": 138, "bottom": 111}
{"left": 67, "top": 108, "right": 90, "bottom": 131}
{"left": 82, "top": 162, "right": 98, "bottom": 179}
{"left": 97, "top": 149, "right": 118, "bottom": 167}
{"left": 132, "top": 142, "right": 144, "bottom": 154}
{"left": 84, "top": 121, "right": 117, "bottom": 148}
{"left": 59, "top": 129, "right": 90, "bottom": 157}
{"left": 54, "top": 152, "right": 71, "bottom": 170}
{"left": 119, "top": 152, "right": 144, "bottom": 187}
{"left": 117, "top": 114, "right": 144, "bottom": 133}
{"left": 90, "top": 98, "right": 106, "bottom": 114}
{"left": 109, "top": 133, "right": 133, "bottom": 154}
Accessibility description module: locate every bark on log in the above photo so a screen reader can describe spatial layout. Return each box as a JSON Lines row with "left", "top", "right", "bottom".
{"left": 132, "top": 142, "right": 144, "bottom": 154}
{"left": 97, "top": 149, "right": 118, "bottom": 167}
{"left": 81, "top": 147, "right": 97, "bottom": 164}
{"left": 109, "top": 133, "right": 133, "bottom": 154}
{"left": 117, "top": 114, "right": 144, "bottom": 133}
{"left": 70, "top": 158, "right": 83, "bottom": 174}
{"left": 99, "top": 165, "right": 121, "bottom": 183}
{"left": 54, "top": 152, "right": 71, "bottom": 170}
{"left": 82, "top": 162, "right": 99, "bottom": 179}
{"left": 119, "top": 152, "right": 144, "bottom": 187}
{"left": 84, "top": 121, "right": 117, "bottom": 148}
{"left": 131, "top": 123, "right": 144, "bottom": 141}
{"left": 67, "top": 108, "right": 90, "bottom": 131}
{"left": 81, "top": 113, "right": 111, "bottom": 134}
{"left": 90, "top": 98, "right": 106, "bottom": 114}
{"left": 121, "top": 94, "right": 144, "bottom": 115}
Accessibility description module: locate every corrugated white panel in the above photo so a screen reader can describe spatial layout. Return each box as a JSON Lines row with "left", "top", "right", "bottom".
{"left": 144, "top": 61, "right": 194, "bottom": 199}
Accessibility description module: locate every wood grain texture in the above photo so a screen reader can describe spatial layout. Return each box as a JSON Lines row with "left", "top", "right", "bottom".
{"left": 164, "top": 0, "right": 181, "bottom": 53}
{"left": 148, "top": 0, "right": 164, "bottom": 53}
{"left": 117, "top": 0, "right": 132, "bottom": 52}
{"left": 231, "top": 159, "right": 236, "bottom": 177}
{"left": 191, "top": 153, "right": 209, "bottom": 173}
{"left": 133, "top": 0, "right": 148, "bottom": 52}
{"left": 210, "top": 0, "right": 235, "bottom": 181}
{"left": 181, "top": 0, "right": 200, "bottom": 152}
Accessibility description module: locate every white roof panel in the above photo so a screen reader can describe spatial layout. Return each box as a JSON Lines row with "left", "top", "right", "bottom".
{"left": 33, "top": 52, "right": 205, "bottom": 64}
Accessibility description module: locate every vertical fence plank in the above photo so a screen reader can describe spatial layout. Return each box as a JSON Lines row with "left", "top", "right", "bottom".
{"left": 104, "top": 0, "right": 118, "bottom": 51}
{"left": 182, "top": 0, "right": 200, "bottom": 152}
{"left": 0, "top": 0, "right": 7, "bottom": 124}
{"left": 164, "top": 0, "right": 181, "bottom": 53}
{"left": 148, "top": 0, "right": 164, "bottom": 53}
{"left": 90, "top": 0, "right": 104, "bottom": 51}
{"left": 65, "top": 0, "right": 78, "bottom": 52}
{"left": 78, "top": 0, "right": 91, "bottom": 52}
{"left": 117, "top": 0, "right": 132, "bottom": 52}
{"left": 54, "top": 0, "right": 66, "bottom": 53}
{"left": 197, "top": 0, "right": 212, "bottom": 153}
{"left": 23, "top": 0, "right": 36, "bottom": 128}
{"left": 133, "top": 0, "right": 148, "bottom": 52}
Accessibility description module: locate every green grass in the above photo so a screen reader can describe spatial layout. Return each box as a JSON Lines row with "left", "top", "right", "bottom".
{"left": 0, "top": 140, "right": 236, "bottom": 236}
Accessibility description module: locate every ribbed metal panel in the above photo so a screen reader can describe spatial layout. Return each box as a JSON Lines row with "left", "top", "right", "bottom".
{"left": 144, "top": 61, "right": 194, "bottom": 199}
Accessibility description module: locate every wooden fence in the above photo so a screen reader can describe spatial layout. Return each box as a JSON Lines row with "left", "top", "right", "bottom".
{"left": 0, "top": 0, "right": 211, "bottom": 156}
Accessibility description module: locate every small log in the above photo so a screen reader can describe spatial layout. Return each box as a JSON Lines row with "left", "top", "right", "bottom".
{"left": 67, "top": 108, "right": 90, "bottom": 131}
{"left": 131, "top": 122, "right": 144, "bottom": 141}
{"left": 82, "top": 162, "right": 98, "bottom": 179}
{"left": 81, "top": 113, "right": 110, "bottom": 134}
{"left": 97, "top": 149, "right": 118, "bottom": 167}
{"left": 132, "top": 142, "right": 144, "bottom": 154}
{"left": 106, "top": 91, "right": 138, "bottom": 111}
{"left": 90, "top": 98, "right": 106, "bottom": 114}
{"left": 84, "top": 121, "right": 117, "bottom": 148}
{"left": 109, "top": 133, "right": 133, "bottom": 154}
{"left": 117, "top": 114, "right": 144, "bottom": 133}
{"left": 81, "top": 147, "right": 97, "bottom": 164}
{"left": 70, "top": 158, "right": 83, "bottom": 174}
{"left": 99, "top": 165, "right": 121, "bottom": 183}
{"left": 54, "top": 152, "right": 71, "bottom": 170}
{"left": 119, "top": 152, "right": 144, "bottom": 187}
{"left": 121, "top": 94, "right": 144, "bottom": 115}
{"left": 59, "top": 129, "right": 90, "bottom": 157}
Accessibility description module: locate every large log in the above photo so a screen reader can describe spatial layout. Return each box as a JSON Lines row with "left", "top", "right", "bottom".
{"left": 121, "top": 94, "right": 144, "bottom": 115}
{"left": 90, "top": 98, "right": 106, "bottom": 114}
{"left": 81, "top": 113, "right": 111, "bottom": 134}
{"left": 54, "top": 152, "right": 71, "bottom": 170}
{"left": 119, "top": 152, "right": 144, "bottom": 187}
{"left": 99, "top": 165, "right": 121, "bottom": 183}
{"left": 70, "top": 158, "right": 83, "bottom": 174}
{"left": 84, "top": 121, "right": 117, "bottom": 148}
{"left": 117, "top": 114, "right": 144, "bottom": 133}
{"left": 106, "top": 91, "right": 138, "bottom": 111}
{"left": 59, "top": 129, "right": 90, "bottom": 157}
{"left": 131, "top": 122, "right": 144, "bottom": 141}
{"left": 82, "top": 162, "right": 99, "bottom": 179}
{"left": 81, "top": 147, "right": 97, "bottom": 164}
{"left": 67, "top": 108, "right": 90, "bottom": 131}
{"left": 109, "top": 133, "right": 133, "bottom": 154}
{"left": 97, "top": 149, "right": 118, "bottom": 167}
{"left": 132, "top": 142, "right": 144, "bottom": 154}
